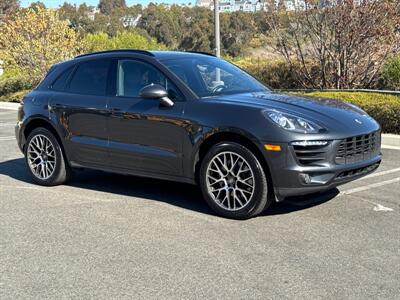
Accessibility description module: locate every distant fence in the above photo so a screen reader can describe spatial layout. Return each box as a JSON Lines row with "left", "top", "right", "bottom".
{"left": 277, "top": 89, "right": 400, "bottom": 96}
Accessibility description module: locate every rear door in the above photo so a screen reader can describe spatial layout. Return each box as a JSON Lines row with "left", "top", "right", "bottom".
{"left": 49, "top": 59, "right": 112, "bottom": 166}
{"left": 107, "top": 58, "right": 186, "bottom": 176}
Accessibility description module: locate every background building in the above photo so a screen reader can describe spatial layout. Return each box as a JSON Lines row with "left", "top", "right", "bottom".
{"left": 197, "top": 0, "right": 306, "bottom": 12}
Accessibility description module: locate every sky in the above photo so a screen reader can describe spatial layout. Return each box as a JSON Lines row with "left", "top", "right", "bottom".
{"left": 20, "top": 0, "right": 192, "bottom": 8}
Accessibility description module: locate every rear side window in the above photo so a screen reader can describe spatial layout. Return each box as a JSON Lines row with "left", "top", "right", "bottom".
{"left": 67, "top": 60, "right": 111, "bottom": 96}
{"left": 51, "top": 67, "right": 73, "bottom": 91}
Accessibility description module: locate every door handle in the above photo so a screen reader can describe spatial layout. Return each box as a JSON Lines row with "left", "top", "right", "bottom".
{"left": 48, "top": 103, "right": 66, "bottom": 111}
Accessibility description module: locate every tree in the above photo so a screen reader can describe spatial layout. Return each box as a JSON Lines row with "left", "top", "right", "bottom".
{"left": 82, "top": 31, "right": 166, "bottom": 53}
{"left": 59, "top": 2, "right": 98, "bottom": 34}
{"left": 266, "top": 0, "right": 400, "bottom": 89}
{"left": 137, "top": 4, "right": 185, "bottom": 49}
{"left": 277, "top": 0, "right": 286, "bottom": 11}
{"left": 29, "top": 1, "right": 46, "bottom": 11}
{"left": 383, "top": 55, "right": 400, "bottom": 90}
{"left": 98, "top": 0, "right": 126, "bottom": 15}
{"left": 0, "top": 0, "right": 19, "bottom": 19}
{"left": 178, "top": 7, "right": 213, "bottom": 53}
{"left": 0, "top": 7, "right": 79, "bottom": 80}
{"left": 220, "top": 12, "right": 257, "bottom": 56}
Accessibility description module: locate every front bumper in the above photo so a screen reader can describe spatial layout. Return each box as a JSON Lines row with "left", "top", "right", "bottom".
{"left": 15, "top": 121, "right": 25, "bottom": 153}
{"left": 263, "top": 136, "right": 382, "bottom": 201}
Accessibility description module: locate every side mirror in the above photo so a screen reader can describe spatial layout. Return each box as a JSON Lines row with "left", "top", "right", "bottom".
{"left": 139, "top": 84, "right": 174, "bottom": 107}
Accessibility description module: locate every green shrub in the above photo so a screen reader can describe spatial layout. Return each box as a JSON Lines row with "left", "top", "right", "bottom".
{"left": 0, "top": 75, "right": 35, "bottom": 97}
{"left": 0, "top": 90, "right": 30, "bottom": 103}
{"left": 382, "top": 56, "right": 400, "bottom": 90}
{"left": 82, "top": 31, "right": 166, "bottom": 53}
{"left": 232, "top": 58, "right": 305, "bottom": 89}
{"left": 295, "top": 91, "right": 400, "bottom": 134}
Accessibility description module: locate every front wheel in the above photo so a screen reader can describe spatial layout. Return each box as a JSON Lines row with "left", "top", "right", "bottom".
{"left": 199, "top": 142, "right": 271, "bottom": 219}
{"left": 25, "top": 127, "right": 71, "bottom": 186}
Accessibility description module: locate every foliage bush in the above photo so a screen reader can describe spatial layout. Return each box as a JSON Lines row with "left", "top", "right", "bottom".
{"left": 0, "top": 90, "right": 29, "bottom": 103}
{"left": 0, "top": 74, "right": 35, "bottom": 97}
{"left": 296, "top": 91, "right": 400, "bottom": 134}
{"left": 0, "top": 75, "right": 34, "bottom": 97}
{"left": 382, "top": 56, "right": 400, "bottom": 90}
{"left": 232, "top": 58, "right": 303, "bottom": 89}
{"left": 82, "top": 31, "right": 166, "bottom": 53}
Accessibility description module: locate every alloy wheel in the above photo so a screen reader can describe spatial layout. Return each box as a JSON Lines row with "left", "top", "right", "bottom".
{"left": 27, "top": 134, "right": 56, "bottom": 180}
{"left": 206, "top": 151, "right": 255, "bottom": 211}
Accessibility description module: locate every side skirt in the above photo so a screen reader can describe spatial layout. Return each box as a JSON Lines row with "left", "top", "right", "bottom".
{"left": 70, "top": 161, "right": 197, "bottom": 185}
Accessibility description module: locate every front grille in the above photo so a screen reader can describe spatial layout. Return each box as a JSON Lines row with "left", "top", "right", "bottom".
{"left": 335, "top": 131, "right": 380, "bottom": 165}
{"left": 292, "top": 143, "right": 330, "bottom": 166}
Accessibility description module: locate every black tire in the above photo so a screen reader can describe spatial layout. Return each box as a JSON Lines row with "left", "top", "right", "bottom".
{"left": 199, "top": 142, "right": 272, "bottom": 219}
{"left": 24, "top": 127, "right": 71, "bottom": 186}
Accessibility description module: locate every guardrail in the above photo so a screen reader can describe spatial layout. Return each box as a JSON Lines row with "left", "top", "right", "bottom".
{"left": 276, "top": 89, "right": 400, "bottom": 96}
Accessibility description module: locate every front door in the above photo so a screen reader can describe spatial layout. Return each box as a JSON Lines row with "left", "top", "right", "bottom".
{"left": 107, "top": 59, "right": 187, "bottom": 176}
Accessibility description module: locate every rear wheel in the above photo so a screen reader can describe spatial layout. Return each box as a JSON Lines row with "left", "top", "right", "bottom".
{"left": 25, "top": 127, "right": 71, "bottom": 186}
{"left": 199, "top": 142, "right": 271, "bottom": 219}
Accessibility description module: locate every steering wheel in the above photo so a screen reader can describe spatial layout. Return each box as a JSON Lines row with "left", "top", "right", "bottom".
{"left": 212, "top": 84, "right": 226, "bottom": 93}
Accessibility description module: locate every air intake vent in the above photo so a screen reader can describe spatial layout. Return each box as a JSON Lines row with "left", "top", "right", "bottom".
{"left": 292, "top": 142, "right": 330, "bottom": 166}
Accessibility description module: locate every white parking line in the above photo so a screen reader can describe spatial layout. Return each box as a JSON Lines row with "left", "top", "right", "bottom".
{"left": 360, "top": 167, "right": 400, "bottom": 180}
{"left": 338, "top": 177, "right": 399, "bottom": 211}
{"left": 340, "top": 177, "right": 400, "bottom": 195}
{"left": 381, "top": 144, "right": 400, "bottom": 150}
{"left": 0, "top": 136, "right": 15, "bottom": 141}
{"left": 0, "top": 123, "right": 15, "bottom": 127}
{"left": 0, "top": 103, "right": 19, "bottom": 110}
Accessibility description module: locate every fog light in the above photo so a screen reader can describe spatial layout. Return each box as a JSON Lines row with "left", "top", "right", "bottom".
{"left": 299, "top": 173, "right": 334, "bottom": 185}
{"left": 299, "top": 173, "right": 312, "bottom": 184}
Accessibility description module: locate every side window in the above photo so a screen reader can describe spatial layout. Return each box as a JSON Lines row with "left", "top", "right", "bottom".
{"left": 67, "top": 60, "right": 111, "bottom": 96}
{"left": 51, "top": 67, "right": 73, "bottom": 91}
{"left": 117, "top": 60, "right": 183, "bottom": 101}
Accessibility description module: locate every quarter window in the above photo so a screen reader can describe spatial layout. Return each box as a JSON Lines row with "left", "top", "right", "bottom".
{"left": 51, "top": 67, "right": 73, "bottom": 91}
{"left": 67, "top": 60, "right": 111, "bottom": 96}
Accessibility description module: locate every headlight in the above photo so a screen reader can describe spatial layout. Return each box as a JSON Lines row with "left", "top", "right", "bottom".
{"left": 263, "top": 110, "right": 324, "bottom": 133}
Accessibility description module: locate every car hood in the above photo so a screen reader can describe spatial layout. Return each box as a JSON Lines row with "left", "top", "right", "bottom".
{"left": 213, "top": 91, "right": 380, "bottom": 134}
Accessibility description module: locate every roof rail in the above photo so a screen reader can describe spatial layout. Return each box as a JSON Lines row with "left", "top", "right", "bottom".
{"left": 185, "top": 51, "right": 216, "bottom": 57}
{"left": 75, "top": 49, "right": 155, "bottom": 59}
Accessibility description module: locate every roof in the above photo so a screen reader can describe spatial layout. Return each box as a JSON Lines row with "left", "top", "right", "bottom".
{"left": 74, "top": 49, "right": 215, "bottom": 60}
{"left": 151, "top": 51, "right": 215, "bottom": 59}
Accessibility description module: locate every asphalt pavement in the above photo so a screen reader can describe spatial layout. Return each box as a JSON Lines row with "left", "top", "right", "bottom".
{"left": 1, "top": 108, "right": 399, "bottom": 299}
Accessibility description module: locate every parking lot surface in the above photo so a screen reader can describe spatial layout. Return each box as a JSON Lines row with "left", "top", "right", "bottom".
{"left": 1, "top": 108, "right": 399, "bottom": 299}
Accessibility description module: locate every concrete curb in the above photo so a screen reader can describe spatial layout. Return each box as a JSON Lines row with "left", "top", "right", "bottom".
{"left": 382, "top": 134, "right": 400, "bottom": 147}
{"left": 382, "top": 134, "right": 400, "bottom": 150}
{"left": 0, "top": 102, "right": 19, "bottom": 110}
{"left": 0, "top": 101, "right": 399, "bottom": 148}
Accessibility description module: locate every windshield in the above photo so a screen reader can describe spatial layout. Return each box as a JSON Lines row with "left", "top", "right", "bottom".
{"left": 161, "top": 56, "right": 269, "bottom": 98}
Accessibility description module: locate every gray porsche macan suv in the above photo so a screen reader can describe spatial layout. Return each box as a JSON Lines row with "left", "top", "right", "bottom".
{"left": 15, "top": 50, "right": 382, "bottom": 219}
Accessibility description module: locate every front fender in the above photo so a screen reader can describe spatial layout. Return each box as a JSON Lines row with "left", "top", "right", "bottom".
{"left": 186, "top": 126, "right": 266, "bottom": 180}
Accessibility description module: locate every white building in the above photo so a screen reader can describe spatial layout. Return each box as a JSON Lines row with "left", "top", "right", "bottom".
{"left": 197, "top": 0, "right": 306, "bottom": 12}
{"left": 285, "top": 0, "right": 306, "bottom": 11}
{"left": 196, "top": 0, "right": 212, "bottom": 7}
{"left": 85, "top": 8, "right": 99, "bottom": 21}
{"left": 121, "top": 14, "right": 142, "bottom": 28}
